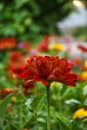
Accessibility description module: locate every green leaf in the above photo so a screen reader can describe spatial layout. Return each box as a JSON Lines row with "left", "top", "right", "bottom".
{"left": 71, "top": 118, "right": 86, "bottom": 130}
{"left": 30, "top": 94, "right": 46, "bottom": 113}
{"left": 0, "top": 93, "right": 13, "bottom": 129}
{"left": 56, "top": 114, "right": 70, "bottom": 130}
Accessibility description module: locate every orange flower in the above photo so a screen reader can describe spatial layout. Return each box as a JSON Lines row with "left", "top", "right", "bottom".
{"left": 77, "top": 71, "right": 87, "bottom": 82}
{"left": 1, "top": 88, "right": 14, "bottom": 98}
{"left": 17, "top": 56, "right": 77, "bottom": 87}
{"left": 83, "top": 60, "right": 87, "bottom": 71}
{"left": 77, "top": 75, "right": 85, "bottom": 82}
{"left": 71, "top": 57, "right": 82, "bottom": 66}
{"left": 0, "top": 38, "right": 16, "bottom": 50}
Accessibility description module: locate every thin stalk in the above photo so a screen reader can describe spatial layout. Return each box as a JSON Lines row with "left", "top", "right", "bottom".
{"left": 19, "top": 104, "right": 23, "bottom": 130}
{"left": 46, "top": 85, "right": 51, "bottom": 130}
{"left": 35, "top": 113, "right": 38, "bottom": 130}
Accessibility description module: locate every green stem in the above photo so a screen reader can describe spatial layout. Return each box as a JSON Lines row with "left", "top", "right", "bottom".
{"left": 19, "top": 104, "right": 23, "bottom": 130}
{"left": 36, "top": 113, "right": 38, "bottom": 130}
{"left": 46, "top": 85, "right": 51, "bottom": 130}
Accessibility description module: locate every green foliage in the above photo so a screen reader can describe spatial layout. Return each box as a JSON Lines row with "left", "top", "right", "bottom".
{"left": 0, "top": 35, "right": 87, "bottom": 129}
{"left": 0, "top": 0, "right": 74, "bottom": 41}
{"left": 71, "top": 118, "right": 87, "bottom": 130}
{"left": 0, "top": 93, "right": 13, "bottom": 130}
{"left": 72, "top": 26, "right": 87, "bottom": 42}
{"left": 30, "top": 94, "right": 46, "bottom": 113}
{"left": 0, "top": 76, "right": 87, "bottom": 129}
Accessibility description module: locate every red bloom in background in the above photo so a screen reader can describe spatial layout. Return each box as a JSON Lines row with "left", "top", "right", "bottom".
{"left": 0, "top": 38, "right": 16, "bottom": 50}
{"left": 38, "top": 41, "right": 49, "bottom": 52}
{"left": 10, "top": 51, "right": 22, "bottom": 62}
{"left": 37, "top": 34, "right": 57, "bottom": 52}
{"left": 9, "top": 50, "right": 26, "bottom": 71}
{"left": 11, "top": 64, "right": 35, "bottom": 95}
{"left": 44, "top": 34, "right": 57, "bottom": 42}
{"left": 9, "top": 50, "right": 27, "bottom": 78}
{"left": 0, "top": 88, "right": 14, "bottom": 98}
{"left": 10, "top": 65, "right": 27, "bottom": 75}
{"left": 23, "top": 79, "right": 35, "bottom": 95}
{"left": 18, "top": 56, "right": 77, "bottom": 87}
{"left": 77, "top": 44, "right": 87, "bottom": 53}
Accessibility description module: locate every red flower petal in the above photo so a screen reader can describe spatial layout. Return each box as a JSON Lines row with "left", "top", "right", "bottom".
{"left": 13, "top": 56, "right": 77, "bottom": 87}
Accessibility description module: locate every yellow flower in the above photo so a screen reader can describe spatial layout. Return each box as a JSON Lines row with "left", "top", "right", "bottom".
{"left": 84, "top": 60, "right": 87, "bottom": 68}
{"left": 73, "top": 108, "right": 87, "bottom": 121}
{"left": 81, "top": 71, "right": 87, "bottom": 80}
{"left": 51, "top": 81, "right": 61, "bottom": 87}
{"left": 49, "top": 43, "right": 64, "bottom": 51}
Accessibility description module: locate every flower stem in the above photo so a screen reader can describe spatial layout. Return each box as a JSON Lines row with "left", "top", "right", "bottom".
{"left": 35, "top": 113, "right": 38, "bottom": 130}
{"left": 46, "top": 85, "right": 51, "bottom": 130}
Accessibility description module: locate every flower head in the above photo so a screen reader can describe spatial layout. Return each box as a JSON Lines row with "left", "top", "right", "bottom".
{"left": 81, "top": 71, "right": 87, "bottom": 80}
{"left": 1, "top": 88, "right": 14, "bottom": 98}
{"left": 10, "top": 51, "right": 22, "bottom": 62}
{"left": 38, "top": 41, "right": 49, "bottom": 52}
{"left": 73, "top": 107, "right": 87, "bottom": 121}
{"left": 49, "top": 43, "right": 64, "bottom": 51}
{"left": 83, "top": 60, "right": 87, "bottom": 71}
{"left": 77, "top": 44, "right": 87, "bottom": 53}
{"left": 17, "top": 56, "right": 77, "bottom": 87}
{"left": 0, "top": 38, "right": 16, "bottom": 50}
{"left": 9, "top": 51, "right": 26, "bottom": 76}
{"left": 84, "top": 60, "right": 87, "bottom": 68}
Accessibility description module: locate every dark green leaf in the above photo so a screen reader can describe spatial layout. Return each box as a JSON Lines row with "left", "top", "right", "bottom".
{"left": 30, "top": 94, "right": 46, "bottom": 113}
{"left": 0, "top": 93, "right": 13, "bottom": 129}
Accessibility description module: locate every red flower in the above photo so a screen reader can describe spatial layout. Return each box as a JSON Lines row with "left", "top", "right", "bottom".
{"left": 44, "top": 34, "right": 57, "bottom": 42}
{"left": 23, "top": 79, "right": 35, "bottom": 95}
{"left": 77, "top": 44, "right": 87, "bottom": 53}
{"left": 9, "top": 51, "right": 26, "bottom": 75}
{"left": 18, "top": 56, "right": 77, "bottom": 87}
{"left": 10, "top": 65, "right": 27, "bottom": 75}
{"left": 10, "top": 51, "right": 22, "bottom": 62}
{"left": 0, "top": 38, "right": 16, "bottom": 50}
{"left": 38, "top": 41, "right": 49, "bottom": 52}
